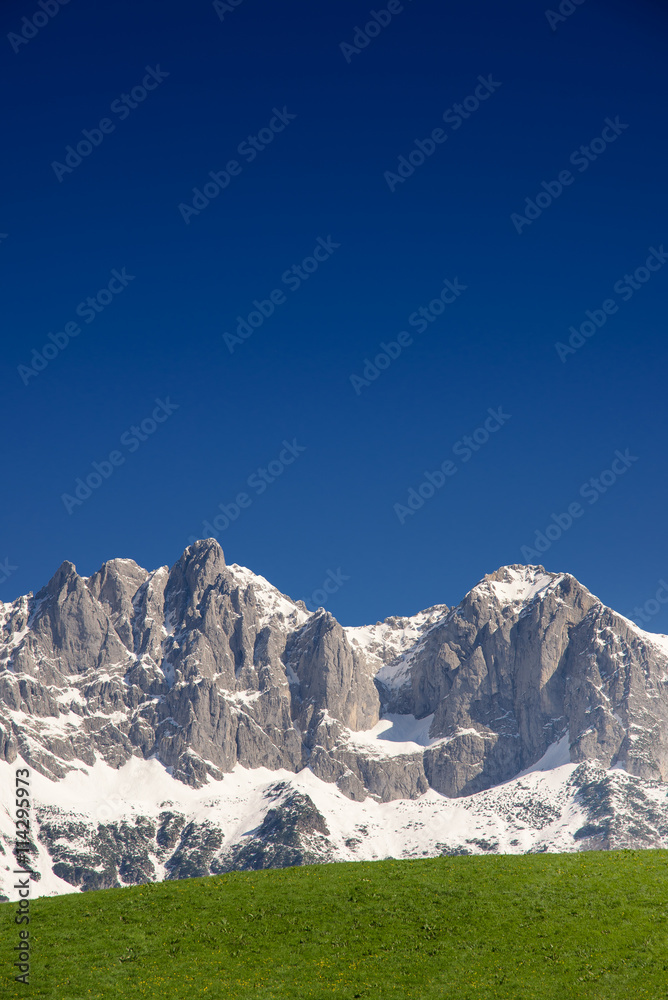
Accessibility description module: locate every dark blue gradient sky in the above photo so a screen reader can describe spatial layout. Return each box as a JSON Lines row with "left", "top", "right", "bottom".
{"left": 1, "top": 0, "right": 667, "bottom": 628}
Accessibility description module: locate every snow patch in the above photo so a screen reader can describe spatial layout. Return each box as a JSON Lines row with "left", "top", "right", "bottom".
{"left": 342, "top": 714, "right": 437, "bottom": 756}
{"left": 227, "top": 564, "right": 309, "bottom": 630}
{"left": 480, "top": 566, "right": 559, "bottom": 606}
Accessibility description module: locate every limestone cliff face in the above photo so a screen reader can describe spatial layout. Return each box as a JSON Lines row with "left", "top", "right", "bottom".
{"left": 2, "top": 548, "right": 668, "bottom": 804}
{"left": 0, "top": 541, "right": 382, "bottom": 791}
{"left": 287, "top": 611, "right": 380, "bottom": 736}
{"left": 383, "top": 567, "right": 668, "bottom": 796}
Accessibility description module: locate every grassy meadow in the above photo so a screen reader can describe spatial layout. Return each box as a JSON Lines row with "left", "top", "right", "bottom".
{"left": 2, "top": 851, "right": 668, "bottom": 999}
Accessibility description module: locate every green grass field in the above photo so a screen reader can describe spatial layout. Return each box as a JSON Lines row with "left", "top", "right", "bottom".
{"left": 2, "top": 851, "right": 668, "bottom": 999}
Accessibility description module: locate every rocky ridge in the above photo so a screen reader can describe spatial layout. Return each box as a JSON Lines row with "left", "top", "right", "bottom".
{"left": 2, "top": 541, "right": 668, "bottom": 898}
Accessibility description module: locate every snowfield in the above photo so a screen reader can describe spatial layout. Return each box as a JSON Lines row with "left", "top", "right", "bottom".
{"left": 4, "top": 735, "right": 668, "bottom": 902}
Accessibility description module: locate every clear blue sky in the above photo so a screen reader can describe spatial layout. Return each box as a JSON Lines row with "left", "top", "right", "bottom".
{"left": 1, "top": 0, "right": 667, "bottom": 630}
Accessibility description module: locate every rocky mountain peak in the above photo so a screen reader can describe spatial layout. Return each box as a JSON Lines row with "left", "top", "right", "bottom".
{"left": 37, "top": 560, "right": 80, "bottom": 601}
{"left": 3, "top": 546, "right": 668, "bottom": 799}
{"left": 169, "top": 537, "right": 227, "bottom": 593}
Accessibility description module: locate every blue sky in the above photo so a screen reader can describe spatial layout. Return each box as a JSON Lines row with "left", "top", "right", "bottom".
{"left": 1, "top": 0, "right": 667, "bottom": 629}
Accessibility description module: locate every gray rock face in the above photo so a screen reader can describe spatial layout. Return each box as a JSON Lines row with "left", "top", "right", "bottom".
{"left": 287, "top": 611, "right": 380, "bottom": 736}
{"left": 2, "top": 548, "right": 668, "bottom": 811}
{"left": 379, "top": 566, "right": 668, "bottom": 796}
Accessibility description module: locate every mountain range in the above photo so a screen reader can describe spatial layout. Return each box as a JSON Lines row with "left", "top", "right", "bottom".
{"left": 3, "top": 539, "right": 668, "bottom": 900}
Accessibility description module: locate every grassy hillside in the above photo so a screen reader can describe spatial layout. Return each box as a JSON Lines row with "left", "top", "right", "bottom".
{"left": 2, "top": 851, "right": 668, "bottom": 999}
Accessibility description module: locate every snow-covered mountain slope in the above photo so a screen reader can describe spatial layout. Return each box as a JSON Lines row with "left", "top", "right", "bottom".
{"left": 3, "top": 542, "right": 668, "bottom": 899}
{"left": 4, "top": 739, "right": 668, "bottom": 902}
